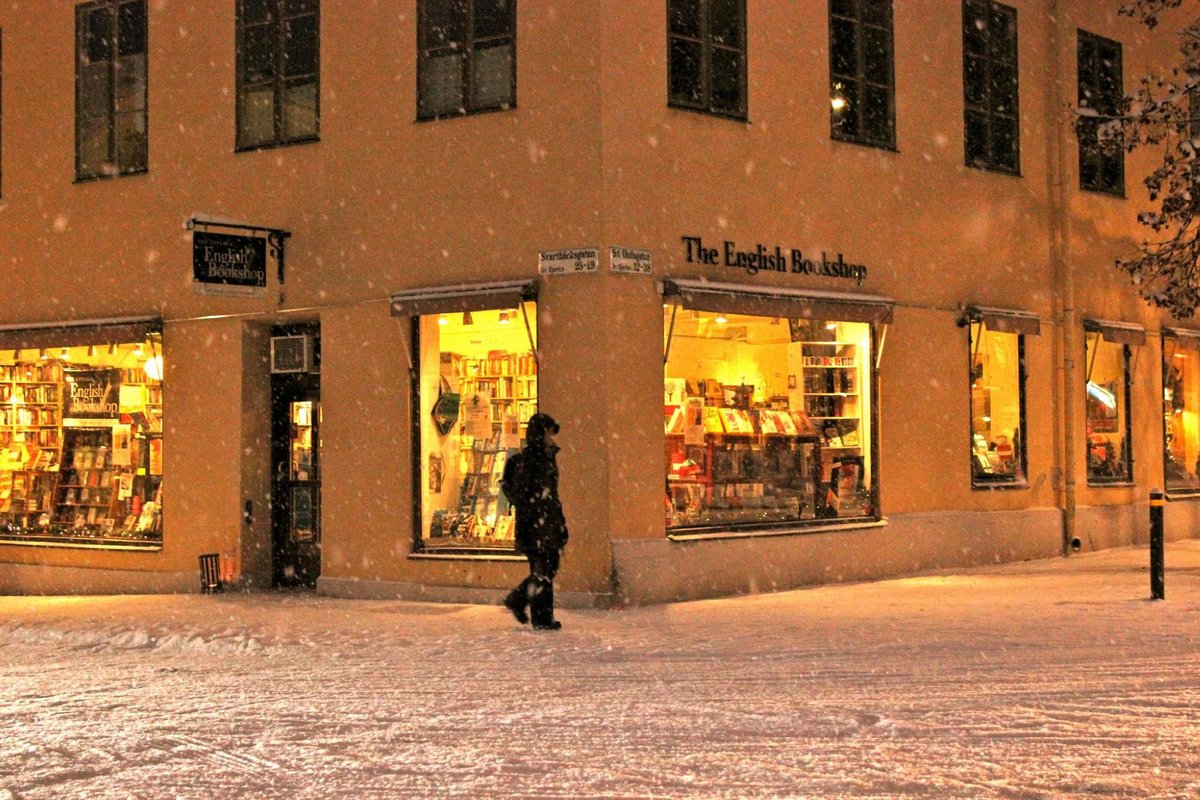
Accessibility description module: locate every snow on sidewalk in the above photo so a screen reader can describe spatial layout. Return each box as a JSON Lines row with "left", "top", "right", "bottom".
{"left": 2, "top": 542, "right": 1200, "bottom": 799}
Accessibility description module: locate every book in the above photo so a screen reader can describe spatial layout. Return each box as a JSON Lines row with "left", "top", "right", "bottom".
{"left": 702, "top": 406, "right": 725, "bottom": 434}
{"left": 758, "top": 411, "right": 778, "bottom": 434}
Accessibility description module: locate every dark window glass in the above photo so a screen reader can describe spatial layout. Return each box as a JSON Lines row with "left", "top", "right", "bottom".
{"left": 236, "top": 0, "right": 319, "bottom": 149}
{"left": 75, "top": 0, "right": 147, "bottom": 179}
{"left": 418, "top": 0, "right": 515, "bottom": 119}
{"left": 962, "top": 0, "right": 1019, "bottom": 174}
{"left": 1076, "top": 30, "right": 1124, "bottom": 195}
{"left": 829, "top": 0, "right": 894, "bottom": 149}
{"left": 667, "top": 0, "right": 746, "bottom": 119}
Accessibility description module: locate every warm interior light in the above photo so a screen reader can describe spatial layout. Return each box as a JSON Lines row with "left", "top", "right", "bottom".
{"left": 108, "top": 344, "right": 118, "bottom": 355}
{"left": 714, "top": 315, "right": 728, "bottom": 325}
{"left": 144, "top": 354, "right": 164, "bottom": 381}
{"left": 463, "top": 311, "right": 474, "bottom": 325}
{"left": 830, "top": 95, "right": 847, "bottom": 111}
{"left": 1087, "top": 381, "right": 1118, "bottom": 410}
{"left": 59, "top": 348, "right": 70, "bottom": 360}
{"left": 134, "top": 342, "right": 145, "bottom": 356}
{"left": 499, "top": 311, "right": 510, "bottom": 324}
{"left": 87, "top": 345, "right": 96, "bottom": 357}
{"left": 38, "top": 349, "right": 48, "bottom": 360}
{"left": 437, "top": 314, "right": 449, "bottom": 326}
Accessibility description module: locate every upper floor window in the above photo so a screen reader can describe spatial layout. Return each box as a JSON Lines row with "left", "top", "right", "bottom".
{"left": 1076, "top": 30, "right": 1124, "bottom": 196}
{"left": 236, "top": 0, "right": 320, "bottom": 150}
{"left": 829, "top": 0, "right": 895, "bottom": 149}
{"left": 667, "top": 0, "right": 747, "bottom": 120}
{"left": 418, "top": 0, "right": 517, "bottom": 120}
{"left": 963, "top": 0, "right": 1019, "bottom": 174}
{"left": 76, "top": 0, "right": 147, "bottom": 180}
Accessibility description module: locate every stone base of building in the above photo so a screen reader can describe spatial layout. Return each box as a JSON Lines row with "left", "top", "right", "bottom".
{"left": 0, "top": 563, "right": 197, "bottom": 595}
{"left": 317, "top": 575, "right": 616, "bottom": 610}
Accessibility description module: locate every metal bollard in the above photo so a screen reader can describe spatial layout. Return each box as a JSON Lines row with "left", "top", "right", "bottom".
{"left": 1150, "top": 488, "right": 1165, "bottom": 601}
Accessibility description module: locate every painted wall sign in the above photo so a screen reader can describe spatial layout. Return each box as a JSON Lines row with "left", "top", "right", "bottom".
{"left": 539, "top": 248, "right": 599, "bottom": 274}
{"left": 681, "top": 236, "right": 869, "bottom": 284}
{"left": 192, "top": 231, "right": 268, "bottom": 296}
{"left": 610, "top": 246, "right": 652, "bottom": 275}
{"left": 64, "top": 368, "right": 121, "bottom": 419}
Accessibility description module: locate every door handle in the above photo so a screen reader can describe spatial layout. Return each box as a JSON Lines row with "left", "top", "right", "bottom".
{"left": 243, "top": 499, "right": 254, "bottom": 526}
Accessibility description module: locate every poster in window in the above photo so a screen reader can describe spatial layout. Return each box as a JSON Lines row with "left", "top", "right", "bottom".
{"left": 63, "top": 369, "right": 121, "bottom": 419}
{"left": 111, "top": 424, "right": 133, "bottom": 466}
{"left": 291, "top": 486, "right": 314, "bottom": 542}
{"left": 463, "top": 392, "right": 493, "bottom": 439}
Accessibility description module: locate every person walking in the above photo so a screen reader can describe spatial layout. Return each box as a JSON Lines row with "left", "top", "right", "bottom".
{"left": 501, "top": 412, "right": 569, "bottom": 630}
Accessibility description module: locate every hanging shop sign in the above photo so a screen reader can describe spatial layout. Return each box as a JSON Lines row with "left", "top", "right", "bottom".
{"left": 610, "top": 246, "right": 652, "bottom": 275}
{"left": 681, "top": 235, "right": 869, "bottom": 284}
{"left": 192, "top": 231, "right": 270, "bottom": 297}
{"left": 539, "top": 248, "right": 599, "bottom": 275}
{"left": 64, "top": 368, "right": 121, "bottom": 419}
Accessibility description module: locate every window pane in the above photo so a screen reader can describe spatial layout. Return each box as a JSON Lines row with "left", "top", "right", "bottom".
{"left": 969, "top": 326, "right": 1025, "bottom": 484}
{"left": 964, "top": 54, "right": 987, "bottom": 108}
{"left": 284, "top": 0, "right": 318, "bottom": 15}
{"left": 282, "top": 78, "right": 318, "bottom": 139}
{"left": 469, "top": 41, "right": 514, "bottom": 110}
{"left": 988, "top": 5, "right": 1015, "bottom": 61}
{"left": 424, "top": 0, "right": 468, "bottom": 48}
{"left": 419, "top": 52, "right": 464, "bottom": 117}
{"left": 1164, "top": 347, "right": 1200, "bottom": 492}
{"left": 116, "top": 54, "right": 146, "bottom": 113}
{"left": 669, "top": 0, "right": 702, "bottom": 38}
{"left": 831, "top": 78, "right": 859, "bottom": 138}
{"left": 115, "top": 109, "right": 147, "bottom": 171}
{"left": 238, "top": 85, "right": 275, "bottom": 146}
{"left": 668, "top": 37, "right": 703, "bottom": 106}
{"left": 0, "top": 340, "right": 166, "bottom": 546}
{"left": 990, "top": 63, "right": 1017, "bottom": 115}
{"left": 830, "top": 0, "right": 855, "bottom": 19}
{"left": 710, "top": 47, "right": 742, "bottom": 113}
{"left": 861, "top": 0, "right": 890, "bottom": 24}
{"left": 862, "top": 82, "right": 891, "bottom": 143}
{"left": 474, "top": 0, "right": 514, "bottom": 39}
{"left": 1085, "top": 336, "right": 1131, "bottom": 482}
{"left": 79, "top": 62, "right": 112, "bottom": 120}
{"left": 992, "top": 116, "right": 1018, "bottom": 171}
{"left": 241, "top": 24, "right": 276, "bottom": 83}
{"left": 830, "top": 16, "right": 857, "bottom": 78}
{"left": 665, "top": 312, "right": 876, "bottom": 528}
{"left": 418, "top": 307, "right": 538, "bottom": 550}
{"left": 242, "top": 0, "right": 272, "bottom": 25}
{"left": 710, "top": 0, "right": 741, "bottom": 47}
{"left": 117, "top": 1, "right": 146, "bottom": 57}
{"left": 283, "top": 14, "right": 319, "bottom": 76}
{"left": 965, "top": 108, "right": 989, "bottom": 165}
{"left": 963, "top": 3, "right": 987, "bottom": 56}
{"left": 77, "top": 116, "right": 110, "bottom": 177}
{"left": 82, "top": 6, "right": 113, "bottom": 64}
{"left": 861, "top": 24, "right": 889, "bottom": 85}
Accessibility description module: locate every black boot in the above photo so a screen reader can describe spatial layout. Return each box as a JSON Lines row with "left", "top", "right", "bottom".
{"left": 503, "top": 586, "right": 529, "bottom": 625}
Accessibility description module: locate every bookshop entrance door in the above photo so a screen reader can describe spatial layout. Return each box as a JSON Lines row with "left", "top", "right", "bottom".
{"left": 271, "top": 372, "right": 321, "bottom": 588}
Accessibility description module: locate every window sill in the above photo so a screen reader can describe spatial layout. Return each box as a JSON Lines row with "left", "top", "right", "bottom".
{"left": 235, "top": 135, "right": 321, "bottom": 154}
{"left": 668, "top": 517, "right": 886, "bottom": 542}
{"left": 415, "top": 104, "right": 517, "bottom": 123}
{"left": 73, "top": 167, "right": 149, "bottom": 185}
{"left": 667, "top": 102, "right": 750, "bottom": 124}
{"left": 1086, "top": 480, "right": 1136, "bottom": 488}
{"left": 966, "top": 161, "right": 1023, "bottom": 178}
{"left": 409, "top": 551, "right": 524, "bottom": 562}
{"left": 1078, "top": 184, "right": 1126, "bottom": 199}
{"left": 1165, "top": 490, "right": 1200, "bottom": 501}
{"left": 0, "top": 535, "right": 162, "bottom": 552}
{"left": 972, "top": 480, "right": 1029, "bottom": 491}
{"left": 830, "top": 133, "right": 898, "bottom": 153}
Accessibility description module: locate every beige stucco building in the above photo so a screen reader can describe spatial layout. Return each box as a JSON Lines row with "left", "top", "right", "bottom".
{"left": 0, "top": 1, "right": 1196, "bottom": 605}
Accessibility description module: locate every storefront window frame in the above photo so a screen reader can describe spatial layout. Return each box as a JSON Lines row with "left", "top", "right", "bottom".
{"left": 661, "top": 280, "right": 890, "bottom": 537}
{"left": 1083, "top": 320, "right": 1139, "bottom": 486}
{"left": 395, "top": 282, "right": 538, "bottom": 557}
{"left": 962, "top": 308, "right": 1034, "bottom": 491}
{"left": 1160, "top": 328, "right": 1200, "bottom": 498}
{"left": 0, "top": 317, "right": 165, "bottom": 551}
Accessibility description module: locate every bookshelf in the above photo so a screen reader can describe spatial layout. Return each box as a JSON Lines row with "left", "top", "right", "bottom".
{"left": 454, "top": 351, "right": 538, "bottom": 431}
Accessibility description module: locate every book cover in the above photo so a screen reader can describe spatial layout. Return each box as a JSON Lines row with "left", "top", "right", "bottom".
{"left": 758, "top": 411, "right": 778, "bottom": 434}
{"left": 733, "top": 409, "right": 755, "bottom": 434}
{"left": 718, "top": 408, "right": 741, "bottom": 433}
{"left": 703, "top": 406, "right": 725, "bottom": 433}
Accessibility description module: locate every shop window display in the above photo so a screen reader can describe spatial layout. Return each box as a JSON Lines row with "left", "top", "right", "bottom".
{"left": 967, "top": 323, "right": 1026, "bottom": 485}
{"left": 1084, "top": 332, "right": 1132, "bottom": 483}
{"left": 0, "top": 335, "right": 164, "bottom": 547}
{"left": 664, "top": 309, "right": 876, "bottom": 530}
{"left": 1162, "top": 339, "right": 1200, "bottom": 493}
{"left": 416, "top": 304, "right": 536, "bottom": 550}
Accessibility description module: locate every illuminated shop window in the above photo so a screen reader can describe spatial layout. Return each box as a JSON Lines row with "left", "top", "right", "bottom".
{"left": 663, "top": 307, "right": 878, "bottom": 530}
{"left": 966, "top": 320, "right": 1028, "bottom": 486}
{"left": 0, "top": 333, "right": 164, "bottom": 548}
{"left": 414, "top": 303, "right": 537, "bottom": 551}
{"left": 1084, "top": 329, "right": 1133, "bottom": 484}
{"left": 1162, "top": 335, "right": 1200, "bottom": 494}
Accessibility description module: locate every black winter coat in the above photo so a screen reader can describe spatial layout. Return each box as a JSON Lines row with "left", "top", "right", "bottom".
{"left": 501, "top": 441, "right": 568, "bottom": 554}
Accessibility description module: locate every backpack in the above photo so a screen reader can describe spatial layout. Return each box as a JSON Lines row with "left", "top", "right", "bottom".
{"left": 500, "top": 450, "right": 531, "bottom": 511}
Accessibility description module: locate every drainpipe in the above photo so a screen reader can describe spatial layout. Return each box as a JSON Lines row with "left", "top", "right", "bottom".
{"left": 1047, "top": 0, "right": 1078, "bottom": 555}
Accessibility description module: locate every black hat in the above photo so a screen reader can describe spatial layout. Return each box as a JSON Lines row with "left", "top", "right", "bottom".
{"left": 526, "top": 412, "right": 560, "bottom": 443}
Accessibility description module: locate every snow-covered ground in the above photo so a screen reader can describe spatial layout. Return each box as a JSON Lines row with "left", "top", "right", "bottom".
{"left": 3, "top": 542, "right": 1200, "bottom": 799}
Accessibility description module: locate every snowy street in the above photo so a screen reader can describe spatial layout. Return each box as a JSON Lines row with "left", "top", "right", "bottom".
{"left": 3, "top": 542, "right": 1200, "bottom": 799}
